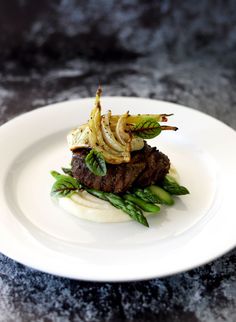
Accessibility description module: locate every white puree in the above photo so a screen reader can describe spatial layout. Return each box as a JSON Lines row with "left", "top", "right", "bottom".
{"left": 58, "top": 191, "right": 138, "bottom": 223}
{"left": 58, "top": 166, "right": 179, "bottom": 223}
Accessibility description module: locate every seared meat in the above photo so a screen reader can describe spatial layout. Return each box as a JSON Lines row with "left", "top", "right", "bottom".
{"left": 134, "top": 145, "right": 170, "bottom": 188}
{"left": 71, "top": 150, "right": 145, "bottom": 193}
{"left": 71, "top": 143, "right": 170, "bottom": 193}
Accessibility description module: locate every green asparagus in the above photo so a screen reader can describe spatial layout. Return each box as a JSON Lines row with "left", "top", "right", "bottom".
{"left": 86, "top": 188, "right": 149, "bottom": 227}
{"left": 85, "top": 188, "right": 108, "bottom": 201}
{"left": 121, "top": 200, "right": 149, "bottom": 227}
{"left": 162, "top": 175, "right": 190, "bottom": 195}
{"left": 123, "top": 193, "right": 160, "bottom": 213}
{"left": 147, "top": 185, "right": 174, "bottom": 205}
{"left": 133, "top": 187, "right": 161, "bottom": 203}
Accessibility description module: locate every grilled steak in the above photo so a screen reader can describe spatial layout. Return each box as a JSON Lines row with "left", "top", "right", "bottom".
{"left": 71, "top": 143, "right": 170, "bottom": 193}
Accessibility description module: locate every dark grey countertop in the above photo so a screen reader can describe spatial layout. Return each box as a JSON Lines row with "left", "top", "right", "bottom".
{"left": 0, "top": 1, "right": 236, "bottom": 321}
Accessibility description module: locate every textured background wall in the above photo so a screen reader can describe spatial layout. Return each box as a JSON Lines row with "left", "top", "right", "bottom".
{"left": 0, "top": 0, "right": 236, "bottom": 67}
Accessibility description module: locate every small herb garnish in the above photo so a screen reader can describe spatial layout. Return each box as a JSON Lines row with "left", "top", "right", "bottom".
{"left": 61, "top": 167, "right": 73, "bottom": 176}
{"left": 50, "top": 171, "right": 81, "bottom": 198}
{"left": 132, "top": 117, "right": 161, "bottom": 139}
{"left": 85, "top": 149, "right": 107, "bottom": 176}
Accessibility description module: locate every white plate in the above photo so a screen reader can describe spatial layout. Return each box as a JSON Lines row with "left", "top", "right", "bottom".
{"left": 0, "top": 97, "right": 235, "bottom": 281}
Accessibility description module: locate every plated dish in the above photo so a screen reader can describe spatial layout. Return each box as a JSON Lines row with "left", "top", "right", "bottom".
{"left": 51, "top": 88, "right": 189, "bottom": 227}
{"left": 0, "top": 97, "right": 235, "bottom": 281}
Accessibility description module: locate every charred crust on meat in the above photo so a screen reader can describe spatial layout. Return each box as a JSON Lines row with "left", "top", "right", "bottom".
{"left": 71, "top": 142, "right": 170, "bottom": 194}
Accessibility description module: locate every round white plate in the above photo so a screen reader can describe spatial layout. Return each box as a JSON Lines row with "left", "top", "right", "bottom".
{"left": 0, "top": 97, "right": 235, "bottom": 281}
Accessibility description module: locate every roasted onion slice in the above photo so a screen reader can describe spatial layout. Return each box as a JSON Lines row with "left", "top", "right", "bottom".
{"left": 101, "top": 111, "right": 125, "bottom": 152}
{"left": 67, "top": 88, "right": 176, "bottom": 164}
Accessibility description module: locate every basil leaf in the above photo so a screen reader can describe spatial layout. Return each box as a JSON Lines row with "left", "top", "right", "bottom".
{"left": 132, "top": 117, "right": 161, "bottom": 139}
{"left": 85, "top": 149, "right": 107, "bottom": 176}
{"left": 51, "top": 175, "right": 80, "bottom": 198}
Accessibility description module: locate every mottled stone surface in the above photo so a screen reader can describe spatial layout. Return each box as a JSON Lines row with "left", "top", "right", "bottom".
{"left": 0, "top": 1, "right": 236, "bottom": 321}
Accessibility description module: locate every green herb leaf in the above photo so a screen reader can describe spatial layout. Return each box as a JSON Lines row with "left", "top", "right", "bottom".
{"left": 51, "top": 170, "right": 77, "bottom": 183}
{"left": 50, "top": 169, "right": 81, "bottom": 198}
{"left": 50, "top": 170, "right": 61, "bottom": 179}
{"left": 132, "top": 117, "right": 161, "bottom": 139}
{"left": 51, "top": 175, "right": 81, "bottom": 198}
{"left": 85, "top": 149, "right": 107, "bottom": 176}
{"left": 62, "top": 167, "right": 73, "bottom": 176}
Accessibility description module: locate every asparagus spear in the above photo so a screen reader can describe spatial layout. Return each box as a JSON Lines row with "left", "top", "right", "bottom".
{"left": 162, "top": 175, "right": 190, "bottom": 195}
{"left": 123, "top": 194, "right": 160, "bottom": 213}
{"left": 134, "top": 186, "right": 172, "bottom": 205}
{"left": 147, "top": 185, "right": 174, "bottom": 205}
{"left": 106, "top": 193, "right": 149, "bottom": 227}
{"left": 133, "top": 187, "right": 160, "bottom": 203}
{"left": 85, "top": 188, "right": 108, "bottom": 201}
{"left": 86, "top": 188, "right": 149, "bottom": 227}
